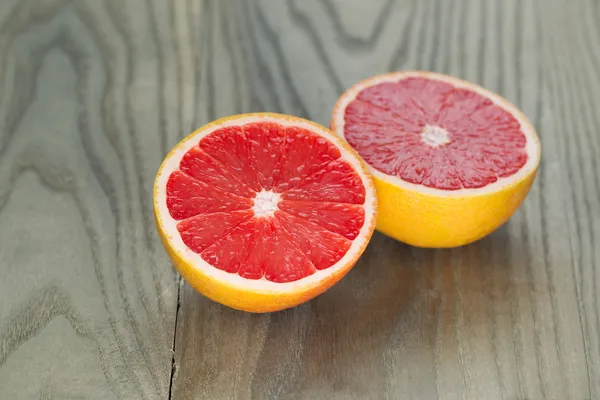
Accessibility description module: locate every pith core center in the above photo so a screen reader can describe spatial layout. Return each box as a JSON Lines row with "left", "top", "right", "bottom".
{"left": 253, "top": 190, "right": 280, "bottom": 217}
{"left": 421, "top": 125, "right": 451, "bottom": 147}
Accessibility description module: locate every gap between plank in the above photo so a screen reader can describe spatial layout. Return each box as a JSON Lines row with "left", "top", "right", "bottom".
{"left": 168, "top": 274, "right": 182, "bottom": 399}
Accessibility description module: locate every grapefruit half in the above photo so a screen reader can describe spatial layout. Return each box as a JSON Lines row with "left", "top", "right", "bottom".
{"left": 331, "top": 71, "right": 541, "bottom": 248}
{"left": 154, "top": 113, "right": 377, "bottom": 312}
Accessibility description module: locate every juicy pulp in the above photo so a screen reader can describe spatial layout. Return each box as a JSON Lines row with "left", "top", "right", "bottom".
{"left": 343, "top": 77, "right": 528, "bottom": 190}
{"left": 165, "top": 123, "right": 366, "bottom": 283}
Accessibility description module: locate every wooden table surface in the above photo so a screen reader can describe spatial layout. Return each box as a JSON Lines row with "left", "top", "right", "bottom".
{"left": 0, "top": 0, "right": 599, "bottom": 399}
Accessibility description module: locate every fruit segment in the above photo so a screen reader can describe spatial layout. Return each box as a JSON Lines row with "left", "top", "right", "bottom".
{"left": 262, "top": 219, "right": 317, "bottom": 282}
{"left": 180, "top": 147, "right": 255, "bottom": 198}
{"left": 276, "top": 211, "right": 351, "bottom": 270}
{"left": 199, "top": 126, "right": 262, "bottom": 192}
{"left": 282, "top": 160, "right": 366, "bottom": 204}
{"left": 273, "top": 126, "right": 341, "bottom": 192}
{"left": 201, "top": 218, "right": 266, "bottom": 279}
{"left": 244, "top": 122, "right": 286, "bottom": 190}
{"left": 278, "top": 200, "right": 364, "bottom": 240}
{"left": 177, "top": 210, "right": 254, "bottom": 254}
{"left": 166, "top": 171, "right": 253, "bottom": 220}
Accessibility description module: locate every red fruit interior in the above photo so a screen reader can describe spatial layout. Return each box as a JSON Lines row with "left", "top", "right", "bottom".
{"left": 343, "top": 77, "right": 529, "bottom": 190}
{"left": 165, "top": 122, "right": 366, "bottom": 283}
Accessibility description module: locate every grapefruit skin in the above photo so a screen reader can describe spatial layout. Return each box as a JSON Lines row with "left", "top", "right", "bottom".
{"left": 154, "top": 113, "right": 377, "bottom": 312}
{"left": 331, "top": 71, "right": 541, "bottom": 248}
{"left": 373, "top": 168, "right": 538, "bottom": 248}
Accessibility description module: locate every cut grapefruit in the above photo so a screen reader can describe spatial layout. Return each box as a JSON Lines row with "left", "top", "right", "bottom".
{"left": 331, "top": 71, "right": 541, "bottom": 248}
{"left": 154, "top": 113, "right": 377, "bottom": 312}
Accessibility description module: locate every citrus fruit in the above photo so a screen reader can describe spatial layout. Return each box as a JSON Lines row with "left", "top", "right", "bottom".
{"left": 154, "top": 113, "right": 377, "bottom": 312}
{"left": 331, "top": 71, "right": 541, "bottom": 248}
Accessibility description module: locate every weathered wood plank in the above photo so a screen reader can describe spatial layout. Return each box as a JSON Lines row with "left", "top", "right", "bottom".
{"left": 172, "top": 0, "right": 596, "bottom": 399}
{"left": 0, "top": 0, "right": 597, "bottom": 399}
{"left": 0, "top": 0, "right": 195, "bottom": 398}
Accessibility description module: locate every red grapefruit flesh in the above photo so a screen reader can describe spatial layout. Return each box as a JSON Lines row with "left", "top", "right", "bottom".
{"left": 343, "top": 77, "right": 529, "bottom": 190}
{"left": 154, "top": 113, "right": 377, "bottom": 312}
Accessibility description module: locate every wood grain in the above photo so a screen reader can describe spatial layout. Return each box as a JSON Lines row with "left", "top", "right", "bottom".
{"left": 0, "top": 0, "right": 188, "bottom": 398}
{"left": 171, "top": 0, "right": 598, "bottom": 399}
{"left": 0, "top": 0, "right": 598, "bottom": 399}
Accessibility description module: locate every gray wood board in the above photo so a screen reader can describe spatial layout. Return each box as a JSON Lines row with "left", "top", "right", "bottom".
{"left": 0, "top": 0, "right": 183, "bottom": 398}
{"left": 171, "top": 0, "right": 598, "bottom": 399}
{"left": 0, "top": 0, "right": 598, "bottom": 399}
